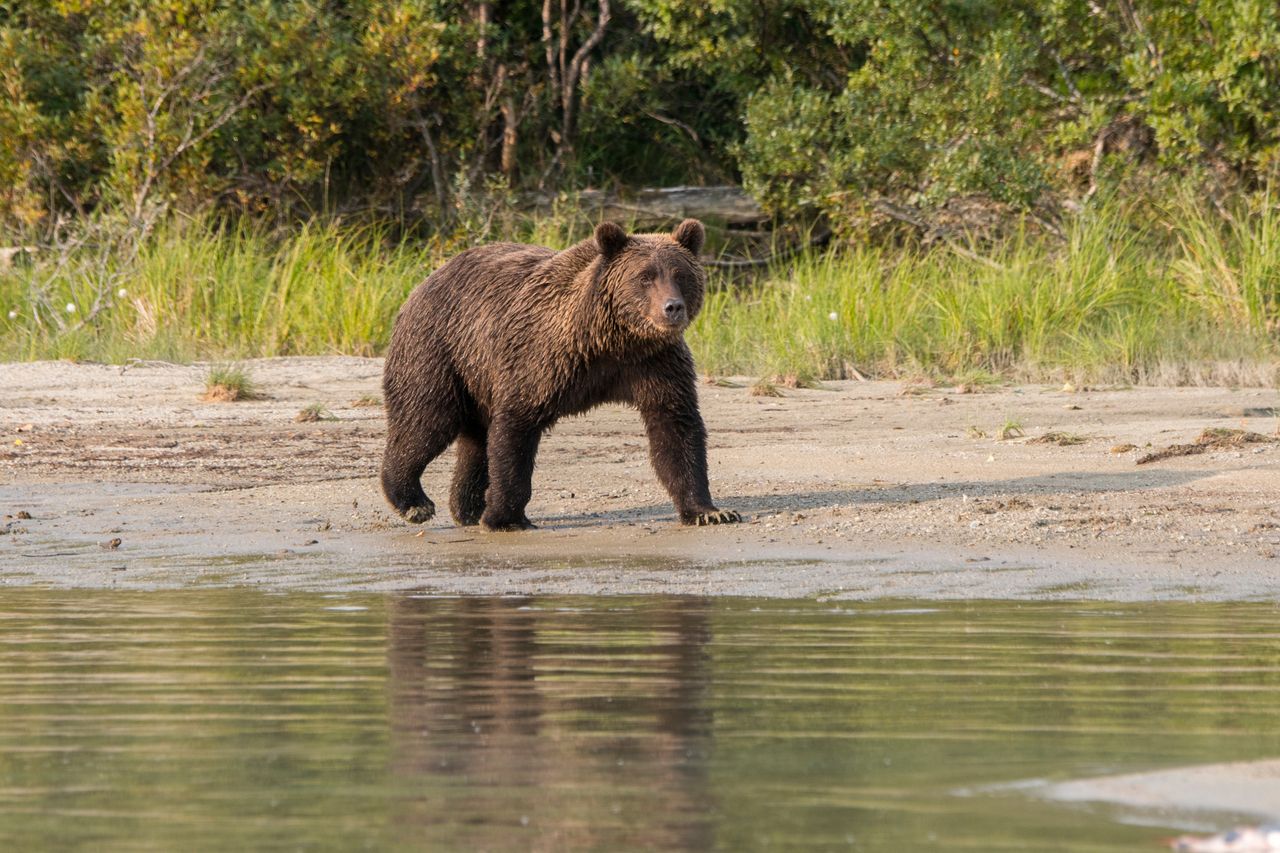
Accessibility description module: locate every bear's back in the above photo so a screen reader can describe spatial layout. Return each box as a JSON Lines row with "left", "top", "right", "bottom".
{"left": 425, "top": 242, "right": 555, "bottom": 302}
{"left": 387, "top": 240, "right": 586, "bottom": 398}
{"left": 394, "top": 242, "right": 554, "bottom": 339}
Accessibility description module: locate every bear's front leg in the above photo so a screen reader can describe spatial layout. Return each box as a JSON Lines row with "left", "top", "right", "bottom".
{"left": 481, "top": 414, "right": 541, "bottom": 531}
{"left": 633, "top": 355, "right": 741, "bottom": 527}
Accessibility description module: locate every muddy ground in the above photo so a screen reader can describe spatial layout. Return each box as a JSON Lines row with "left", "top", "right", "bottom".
{"left": 3, "top": 357, "right": 1279, "bottom": 598}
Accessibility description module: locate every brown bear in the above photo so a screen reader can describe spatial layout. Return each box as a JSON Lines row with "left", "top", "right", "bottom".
{"left": 380, "top": 218, "right": 740, "bottom": 531}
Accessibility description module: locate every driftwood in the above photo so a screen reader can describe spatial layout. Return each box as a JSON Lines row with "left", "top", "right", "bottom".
{"left": 526, "top": 184, "right": 838, "bottom": 268}
{"left": 703, "top": 228, "right": 831, "bottom": 269}
{"left": 525, "top": 185, "right": 768, "bottom": 227}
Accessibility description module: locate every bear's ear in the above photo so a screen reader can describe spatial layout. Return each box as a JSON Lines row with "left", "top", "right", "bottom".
{"left": 595, "top": 221, "right": 628, "bottom": 257}
{"left": 672, "top": 218, "right": 705, "bottom": 256}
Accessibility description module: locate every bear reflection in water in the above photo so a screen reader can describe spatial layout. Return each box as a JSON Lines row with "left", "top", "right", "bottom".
{"left": 385, "top": 597, "right": 714, "bottom": 848}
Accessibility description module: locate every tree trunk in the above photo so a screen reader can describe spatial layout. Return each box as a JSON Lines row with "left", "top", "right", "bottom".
{"left": 476, "top": 1, "right": 489, "bottom": 59}
{"left": 541, "top": 0, "right": 559, "bottom": 96}
{"left": 500, "top": 94, "right": 518, "bottom": 182}
{"left": 536, "top": 0, "right": 610, "bottom": 168}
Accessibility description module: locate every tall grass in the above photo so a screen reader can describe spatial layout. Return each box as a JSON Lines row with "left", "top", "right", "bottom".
{"left": 691, "top": 195, "right": 1280, "bottom": 385}
{"left": 2, "top": 195, "right": 1279, "bottom": 385}
{"left": 0, "top": 219, "right": 441, "bottom": 362}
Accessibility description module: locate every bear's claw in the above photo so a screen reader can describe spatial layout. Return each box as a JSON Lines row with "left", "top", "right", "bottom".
{"left": 402, "top": 502, "right": 436, "bottom": 524}
{"left": 481, "top": 514, "right": 538, "bottom": 532}
{"left": 688, "top": 509, "right": 742, "bottom": 526}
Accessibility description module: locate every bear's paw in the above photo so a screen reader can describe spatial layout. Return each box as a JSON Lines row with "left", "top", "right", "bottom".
{"left": 402, "top": 502, "right": 436, "bottom": 524}
{"left": 481, "top": 513, "right": 538, "bottom": 532}
{"left": 685, "top": 509, "right": 742, "bottom": 526}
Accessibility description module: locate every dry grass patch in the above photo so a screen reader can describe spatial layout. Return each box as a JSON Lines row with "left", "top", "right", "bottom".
{"left": 295, "top": 403, "right": 335, "bottom": 423}
{"left": 1136, "top": 428, "right": 1278, "bottom": 464}
{"left": 749, "top": 379, "right": 783, "bottom": 397}
{"left": 1031, "top": 431, "right": 1089, "bottom": 446}
{"left": 776, "top": 373, "right": 823, "bottom": 390}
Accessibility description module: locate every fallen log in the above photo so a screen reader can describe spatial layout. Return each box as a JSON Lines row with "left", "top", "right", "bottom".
{"left": 525, "top": 185, "right": 768, "bottom": 227}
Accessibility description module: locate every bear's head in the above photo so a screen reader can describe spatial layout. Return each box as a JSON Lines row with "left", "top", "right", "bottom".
{"left": 594, "top": 218, "right": 706, "bottom": 340}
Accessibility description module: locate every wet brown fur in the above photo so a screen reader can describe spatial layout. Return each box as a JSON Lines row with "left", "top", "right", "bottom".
{"left": 381, "top": 219, "right": 740, "bottom": 531}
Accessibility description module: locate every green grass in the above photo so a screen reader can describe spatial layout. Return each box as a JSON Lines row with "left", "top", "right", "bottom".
{"left": 0, "top": 219, "right": 439, "bottom": 362}
{"left": 997, "top": 419, "right": 1025, "bottom": 441}
{"left": 3, "top": 194, "right": 1280, "bottom": 385}
{"left": 689, "top": 194, "right": 1280, "bottom": 385}
{"left": 202, "top": 363, "right": 258, "bottom": 402}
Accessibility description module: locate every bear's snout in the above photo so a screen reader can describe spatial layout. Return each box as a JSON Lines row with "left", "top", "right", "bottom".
{"left": 663, "top": 297, "right": 687, "bottom": 323}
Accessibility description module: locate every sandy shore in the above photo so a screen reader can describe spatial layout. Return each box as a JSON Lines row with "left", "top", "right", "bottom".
{"left": 3, "top": 356, "right": 1279, "bottom": 597}
{"left": 1043, "top": 760, "right": 1280, "bottom": 825}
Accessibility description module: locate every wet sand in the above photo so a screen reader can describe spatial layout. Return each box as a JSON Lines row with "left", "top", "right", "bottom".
{"left": 1045, "top": 760, "right": 1280, "bottom": 825}
{"left": 3, "top": 356, "right": 1279, "bottom": 597}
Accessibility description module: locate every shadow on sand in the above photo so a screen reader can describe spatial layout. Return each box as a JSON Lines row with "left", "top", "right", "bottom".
{"left": 539, "top": 468, "right": 1215, "bottom": 528}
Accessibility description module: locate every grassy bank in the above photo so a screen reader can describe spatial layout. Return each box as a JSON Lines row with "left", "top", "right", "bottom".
{"left": 0, "top": 221, "right": 438, "bottom": 363}
{"left": 691, "top": 197, "right": 1280, "bottom": 386}
{"left": 2, "top": 197, "right": 1279, "bottom": 385}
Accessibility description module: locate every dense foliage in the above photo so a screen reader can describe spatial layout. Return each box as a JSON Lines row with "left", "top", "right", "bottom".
{"left": 2, "top": 0, "right": 1279, "bottom": 232}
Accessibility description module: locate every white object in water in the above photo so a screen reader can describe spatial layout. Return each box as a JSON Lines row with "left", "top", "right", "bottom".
{"left": 1171, "top": 825, "right": 1280, "bottom": 852}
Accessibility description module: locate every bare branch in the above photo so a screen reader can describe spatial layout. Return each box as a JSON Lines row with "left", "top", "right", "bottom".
{"left": 645, "top": 111, "right": 700, "bottom": 144}
{"left": 559, "top": 0, "right": 569, "bottom": 91}
{"left": 129, "top": 59, "right": 270, "bottom": 226}
{"left": 412, "top": 111, "right": 448, "bottom": 218}
{"left": 1114, "top": 0, "right": 1161, "bottom": 71}
{"left": 1024, "top": 77, "right": 1075, "bottom": 104}
{"left": 475, "top": 1, "right": 490, "bottom": 59}
{"left": 541, "top": 0, "right": 559, "bottom": 94}
{"left": 872, "top": 199, "right": 1007, "bottom": 269}
{"left": 564, "top": 0, "right": 609, "bottom": 101}
{"left": 153, "top": 81, "right": 268, "bottom": 182}
{"left": 1051, "top": 50, "right": 1083, "bottom": 103}
{"left": 558, "top": 0, "right": 609, "bottom": 155}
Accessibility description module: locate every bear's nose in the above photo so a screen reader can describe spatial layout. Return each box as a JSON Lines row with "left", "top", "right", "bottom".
{"left": 663, "top": 298, "right": 686, "bottom": 321}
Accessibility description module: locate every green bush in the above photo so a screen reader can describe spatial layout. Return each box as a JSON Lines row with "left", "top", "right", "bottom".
{"left": 2, "top": 1, "right": 1279, "bottom": 233}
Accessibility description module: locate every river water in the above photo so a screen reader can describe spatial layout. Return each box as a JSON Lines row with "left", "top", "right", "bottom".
{"left": 2, "top": 592, "right": 1279, "bottom": 850}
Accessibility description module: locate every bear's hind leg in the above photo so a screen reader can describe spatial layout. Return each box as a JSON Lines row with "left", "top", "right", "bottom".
{"left": 449, "top": 426, "right": 488, "bottom": 526}
{"left": 381, "top": 414, "right": 458, "bottom": 524}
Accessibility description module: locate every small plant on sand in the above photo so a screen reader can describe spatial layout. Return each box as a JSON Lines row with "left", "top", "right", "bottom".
{"left": 295, "top": 403, "right": 335, "bottom": 422}
{"left": 776, "top": 372, "right": 824, "bottom": 390}
{"left": 998, "top": 418, "right": 1025, "bottom": 440}
{"left": 350, "top": 394, "right": 382, "bottom": 408}
{"left": 1031, "top": 431, "right": 1088, "bottom": 446}
{"left": 202, "top": 363, "right": 258, "bottom": 402}
{"left": 749, "top": 378, "right": 783, "bottom": 397}
{"left": 953, "top": 370, "right": 1001, "bottom": 394}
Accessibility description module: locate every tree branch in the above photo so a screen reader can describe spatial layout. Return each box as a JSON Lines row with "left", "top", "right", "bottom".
{"left": 558, "top": 0, "right": 609, "bottom": 155}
